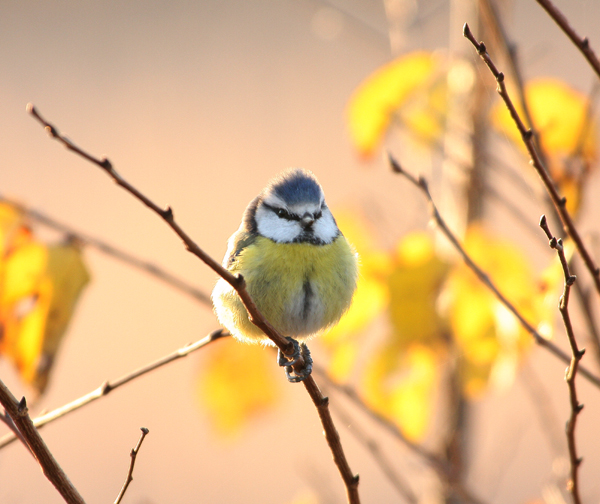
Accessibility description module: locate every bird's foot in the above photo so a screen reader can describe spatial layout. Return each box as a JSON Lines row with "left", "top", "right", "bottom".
{"left": 277, "top": 337, "right": 313, "bottom": 383}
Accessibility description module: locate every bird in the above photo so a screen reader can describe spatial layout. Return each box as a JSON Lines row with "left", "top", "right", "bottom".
{"left": 211, "top": 168, "right": 358, "bottom": 381}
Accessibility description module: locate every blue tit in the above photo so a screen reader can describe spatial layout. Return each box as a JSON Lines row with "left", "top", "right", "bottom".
{"left": 211, "top": 168, "right": 358, "bottom": 348}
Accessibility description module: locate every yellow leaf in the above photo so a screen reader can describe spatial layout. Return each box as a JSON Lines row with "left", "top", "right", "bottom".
{"left": 363, "top": 343, "right": 439, "bottom": 441}
{"left": 388, "top": 232, "right": 449, "bottom": 348}
{"left": 442, "top": 225, "right": 536, "bottom": 397}
{"left": 34, "top": 242, "right": 91, "bottom": 391}
{"left": 0, "top": 239, "right": 90, "bottom": 393}
{"left": 0, "top": 240, "right": 50, "bottom": 387}
{"left": 347, "top": 51, "right": 443, "bottom": 157}
{"left": 196, "top": 339, "right": 281, "bottom": 437}
{"left": 492, "top": 78, "right": 598, "bottom": 213}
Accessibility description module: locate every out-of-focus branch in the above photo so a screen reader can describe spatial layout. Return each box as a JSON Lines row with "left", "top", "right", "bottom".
{"left": 114, "top": 427, "right": 150, "bottom": 504}
{"left": 325, "top": 390, "right": 418, "bottom": 503}
{"left": 0, "top": 329, "right": 228, "bottom": 450}
{"left": 463, "top": 23, "right": 600, "bottom": 299}
{"left": 313, "top": 366, "right": 487, "bottom": 504}
{"left": 27, "top": 104, "right": 360, "bottom": 504}
{"left": 0, "top": 195, "right": 212, "bottom": 307}
{"left": 388, "top": 154, "right": 600, "bottom": 389}
{"left": 534, "top": 0, "right": 600, "bottom": 80}
{"left": 539, "top": 215, "right": 584, "bottom": 504}
{"left": 0, "top": 381, "right": 86, "bottom": 504}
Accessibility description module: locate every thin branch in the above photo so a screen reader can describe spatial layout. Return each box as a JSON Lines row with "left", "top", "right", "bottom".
{"left": 313, "top": 366, "right": 487, "bottom": 504}
{"left": 0, "top": 381, "right": 86, "bottom": 504}
{"left": 28, "top": 104, "right": 360, "bottom": 504}
{"left": 478, "top": 0, "right": 549, "bottom": 167}
{"left": 27, "top": 104, "right": 295, "bottom": 362}
{"left": 0, "top": 195, "right": 212, "bottom": 307}
{"left": 388, "top": 154, "right": 600, "bottom": 389}
{"left": 539, "top": 215, "right": 584, "bottom": 504}
{"left": 571, "top": 259, "right": 600, "bottom": 366}
{"left": 534, "top": 0, "right": 600, "bottom": 80}
{"left": 302, "top": 377, "right": 360, "bottom": 504}
{"left": 0, "top": 410, "right": 33, "bottom": 454}
{"left": 114, "top": 427, "right": 150, "bottom": 504}
{"left": 463, "top": 23, "right": 600, "bottom": 299}
{"left": 0, "top": 329, "right": 228, "bottom": 450}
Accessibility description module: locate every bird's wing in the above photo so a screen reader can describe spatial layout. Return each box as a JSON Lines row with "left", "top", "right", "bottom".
{"left": 223, "top": 229, "right": 257, "bottom": 270}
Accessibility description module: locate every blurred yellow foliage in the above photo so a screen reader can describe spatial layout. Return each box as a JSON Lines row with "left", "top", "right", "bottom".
{"left": 346, "top": 51, "right": 446, "bottom": 157}
{"left": 196, "top": 339, "right": 281, "bottom": 437}
{"left": 442, "top": 225, "right": 543, "bottom": 397}
{"left": 322, "top": 210, "right": 390, "bottom": 381}
{"left": 361, "top": 232, "right": 448, "bottom": 441}
{"left": 0, "top": 202, "right": 90, "bottom": 394}
{"left": 492, "top": 78, "right": 598, "bottom": 213}
{"left": 320, "top": 217, "right": 555, "bottom": 441}
{"left": 364, "top": 343, "right": 440, "bottom": 441}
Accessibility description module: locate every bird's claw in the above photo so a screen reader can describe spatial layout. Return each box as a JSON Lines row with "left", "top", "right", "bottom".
{"left": 277, "top": 337, "right": 313, "bottom": 383}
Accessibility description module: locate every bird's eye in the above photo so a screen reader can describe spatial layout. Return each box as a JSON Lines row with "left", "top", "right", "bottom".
{"left": 276, "top": 208, "right": 291, "bottom": 219}
{"left": 314, "top": 210, "right": 322, "bottom": 220}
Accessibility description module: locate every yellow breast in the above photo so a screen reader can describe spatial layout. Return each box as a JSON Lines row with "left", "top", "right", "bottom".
{"left": 212, "top": 235, "right": 358, "bottom": 344}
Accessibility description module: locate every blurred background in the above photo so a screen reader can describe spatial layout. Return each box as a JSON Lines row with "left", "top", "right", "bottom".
{"left": 1, "top": 1, "right": 600, "bottom": 503}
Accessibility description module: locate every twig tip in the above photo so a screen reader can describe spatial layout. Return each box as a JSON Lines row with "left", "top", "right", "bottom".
{"left": 17, "top": 397, "right": 28, "bottom": 416}
{"left": 388, "top": 155, "right": 403, "bottom": 174}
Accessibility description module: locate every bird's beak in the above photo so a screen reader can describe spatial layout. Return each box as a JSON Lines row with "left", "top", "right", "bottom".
{"left": 301, "top": 214, "right": 314, "bottom": 229}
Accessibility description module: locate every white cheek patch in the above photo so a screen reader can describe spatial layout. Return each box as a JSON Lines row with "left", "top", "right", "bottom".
{"left": 255, "top": 206, "right": 302, "bottom": 242}
{"left": 312, "top": 209, "right": 339, "bottom": 243}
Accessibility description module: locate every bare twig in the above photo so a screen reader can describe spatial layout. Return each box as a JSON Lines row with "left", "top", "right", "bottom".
{"left": 313, "top": 366, "right": 487, "bottom": 504}
{"left": 302, "top": 377, "right": 361, "bottom": 503}
{"left": 0, "top": 195, "right": 211, "bottom": 306}
{"left": 0, "top": 329, "right": 228, "bottom": 450}
{"left": 28, "top": 105, "right": 360, "bottom": 504}
{"left": 388, "top": 154, "right": 600, "bottom": 389}
{"left": 539, "top": 215, "right": 584, "bottom": 504}
{"left": 0, "top": 381, "right": 86, "bottom": 504}
{"left": 571, "top": 260, "right": 600, "bottom": 366}
{"left": 27, "top": 104, "right": 296, "bottom": 363}
{"left": 534, "top": 0, "right": 600, "bottom": 80}
{"left": 463, "top": 23, "right": 600, "bottom": 299}
{"left": 478, "top": 0, "right": 549, "bottom": 167}
{"left": 114, "top": 427, "right": 150, "bottom": 504}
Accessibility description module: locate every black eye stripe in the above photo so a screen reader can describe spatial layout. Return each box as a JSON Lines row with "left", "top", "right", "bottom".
{"left": 262, "top": 203, "right": 325, "bottom": 221}
{"left": 263, "top": 203, "right": 299, "bottom": 221}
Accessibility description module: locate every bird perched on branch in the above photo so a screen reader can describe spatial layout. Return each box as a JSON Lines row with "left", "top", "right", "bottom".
{"left": 212, "top": 168, "right": 358, "bottom": 382}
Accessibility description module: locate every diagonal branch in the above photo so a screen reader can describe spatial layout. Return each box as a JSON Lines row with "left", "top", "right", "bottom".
{"left": 0, "top": 329, "right": 227, "bottom": 450}
{"left": 539, "top": 215, "right": 584, "bottom": 504}
{"left": 0, "top": 195, "right": 212, "bottom": 307}
{"left": 313, "top": 366, "right": 487, "bottom": 504}
{"left": 27, "top": 104, "right": 293, "bottom": 357}
{"left": 324, "top": 389, "right": 418, "bottom": 504}
{"left": 534, "top": 0, "right": 600, "bottom": 80}
{"left": 462, "top": 23, "right": 600, "bottom": 299}
{"left": 0, "top": 381, "right": 86, "bottom": 504}
{"left": 27, "top": 104, "right": 360, "bottom": 504}
{"left": 388, "top": 154, "right": 600, "bottom": 389}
